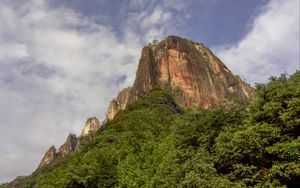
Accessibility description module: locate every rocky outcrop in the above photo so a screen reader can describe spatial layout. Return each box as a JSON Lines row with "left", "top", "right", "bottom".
{"left": 37, "top": 146, "right": 57, "bottom": 169}
{"left": 37, "top": 134, "right": 78, "bottom": 169}
{"left": 37, "top": 118, "right": 102, "bottom": 169}
{"left": 128, "top": 36, "right": 255, "bottom": 108}
{"left": 58, "top": 134, "right": 77, "bottom": 157}
{"left": 81, "top": 117, "right": 101, "bottom": 136}
{"left": 104, "top": 87, "right": 131, "bottom": 122}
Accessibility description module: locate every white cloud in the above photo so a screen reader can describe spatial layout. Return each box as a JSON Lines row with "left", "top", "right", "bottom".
{"left": 124, "top": 0, "right": 190, "bottom": 43}
{"left": 0, "top": 43, "right": 29, "bottom": 59}
{"left": 214, "top": 0, "right": 299, "bottom": 85}
{"left": 142, "top": 8, "right": 172, "bottom": 27}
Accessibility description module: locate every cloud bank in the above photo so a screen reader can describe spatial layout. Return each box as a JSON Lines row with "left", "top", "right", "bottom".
{"left": 214, "top": 0, "right": 299, "bottom": 85}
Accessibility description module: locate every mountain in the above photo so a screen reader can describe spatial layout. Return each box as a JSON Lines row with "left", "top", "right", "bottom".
{"left": 2, "top": 36, "right": 299, "bottom": 188}
{"left": 44, "top": 35, "right": 255, "bottom": 166}
{"left": 105, "top": 36, "right": 255, "bottom": 120}
{"left": 129, "top": 36, "right": 254, "bottom": 106}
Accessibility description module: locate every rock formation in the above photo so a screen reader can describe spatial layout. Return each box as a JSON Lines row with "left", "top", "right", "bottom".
{"left": 128, "top": 36, "right": 255, "bottom": 108}
{"left": 104, "top": 36, "right": 255, "bottom": 122}
{"left": 37, "top": 146, "right": 57, "bottom": 169}
{"left": 58, "top": 134, "right": 78, "bottom": 157}
{"left": 37, "top": 117, "right": 102, "bottom": 169}
{"left": 105, "top": 87, "right": 131, "bottom": 122}
{"left": 81, "top": 117, "right": 101, "bottom": 136}
{"left": 37, "top": 134, "right": 78, "bottom": 169}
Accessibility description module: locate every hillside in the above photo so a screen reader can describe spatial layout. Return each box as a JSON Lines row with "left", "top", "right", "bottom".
{"left": 1, "top": 36, "right": 299, "bottom": 188}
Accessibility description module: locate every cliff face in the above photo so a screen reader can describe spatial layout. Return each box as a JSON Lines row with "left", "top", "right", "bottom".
{"left": 105, "top": 87, "right": 131, "bottom": 122}
{"left": 128, "top": 36, "right": 255, "bottom": 108}
{"left": 81, "top": 117, "right": 101, "bottom": 136}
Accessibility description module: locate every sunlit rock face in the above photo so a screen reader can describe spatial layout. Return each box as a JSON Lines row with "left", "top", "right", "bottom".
{"left": 81, "top": 117, "right": 101, "bottom": 136}
{"left": 105, "top": 87, "right": 131, "bottom": 122}
{"left": 37, "top": 146, "right": 57, "bottom": 169}
{"left": 128, "top": 36, "right": 255, "bottom": 108}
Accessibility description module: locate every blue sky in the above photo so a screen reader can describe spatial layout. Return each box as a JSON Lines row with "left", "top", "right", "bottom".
{"left": 0, "top": 0, "right": 299, "bottom": 183}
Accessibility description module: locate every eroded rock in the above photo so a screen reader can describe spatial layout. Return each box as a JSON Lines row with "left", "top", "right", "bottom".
{"left": 58, "top": 134, "right": 77, "bottom": 157}
{"left": 105, "top": 87, "right": 131, "bottom": 122}
{"left": 37, "top": 146, "right": 57, "bottom": 169}
{"left": 81, "top": 117, "right": 101, "bottom": 136}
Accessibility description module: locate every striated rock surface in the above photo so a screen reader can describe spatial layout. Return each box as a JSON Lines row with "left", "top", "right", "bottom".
{"left": 81, "top": 117, "right": 101, "bottom": 136}
{"left": 105, "top": 87, "right": 131, "bottom": 122}
{"left": 128, "top": 36, "right": 255, "bottom": 108}
{"left": 37, "top": 146, "right": 57, "bottom": 169}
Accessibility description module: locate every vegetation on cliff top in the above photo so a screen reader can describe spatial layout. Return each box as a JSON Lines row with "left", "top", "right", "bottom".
{"left": 2, "top": 72, "right": 299, "bottom": 188}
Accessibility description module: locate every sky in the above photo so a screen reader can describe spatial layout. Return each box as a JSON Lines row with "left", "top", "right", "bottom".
{"left": 0, "top": 0, "right": 299, "bottom": 183}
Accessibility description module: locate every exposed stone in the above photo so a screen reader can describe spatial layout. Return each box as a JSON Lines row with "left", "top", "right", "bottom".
{"left": 37, "top": 134, "right": 78, "bottom": 169}
{"left": 58, "top": 134, "right": 77, "bottom": 157}
{"left": 81, "top": 117, "right": 101, "bottom": 136}
{"left": 37, "top": 145, "right": 57, "bottom": 169}
{"left": 128, "top": 36, "right": 255, "bottom": 108}
{"left": 104, "top": 87, "right": 131, "bottom": 122}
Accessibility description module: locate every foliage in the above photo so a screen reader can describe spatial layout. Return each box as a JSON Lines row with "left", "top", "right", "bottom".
{"left": 214, "top": 72, "right": 300, "bottom": 187}
{"left": 3, "top": 72, "right": 299, "bottom": 188}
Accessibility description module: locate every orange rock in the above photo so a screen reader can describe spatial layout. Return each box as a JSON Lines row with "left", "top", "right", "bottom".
{"left": 128, "top": 35, "right": 255, "bottom": 108}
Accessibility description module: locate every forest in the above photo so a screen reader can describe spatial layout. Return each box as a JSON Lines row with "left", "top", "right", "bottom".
{"left": 2, "top": 72, "right": 299, "bottom": 188}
